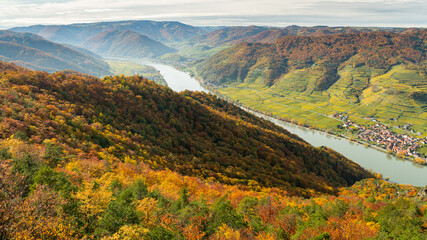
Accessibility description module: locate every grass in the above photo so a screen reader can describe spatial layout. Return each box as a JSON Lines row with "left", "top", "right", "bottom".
{"left": 215, "top": 64, "right": 427, "bottom": 137}
{"left": 219, "top": 84, "right": 342, "bottom": 130}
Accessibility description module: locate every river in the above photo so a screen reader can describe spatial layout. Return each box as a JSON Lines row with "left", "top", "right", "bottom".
{"left": 131, "top": 58, "right": 207, "bottom": 93}
{"left": 134, "top": 58, "right": 427, "bottom": 186}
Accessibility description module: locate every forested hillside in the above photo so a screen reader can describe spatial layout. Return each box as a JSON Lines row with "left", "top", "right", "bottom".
{"left": 196, "top": 30, "right": 427, "bottom": 141}
{"left": 0, "top": 62, "right": 424, "bottom": 239}
{"left": 0, "top": 31, "right": 111, "bottom": 76}
{"left": 198, "top": 31, "right": 425, "bottom": 88}
{"left": 186, "top": 25, "right": 409, "bottom": 48}
{"left": 179, "top": 25, "right": 411, "bottom": 58}
{"left": 0, "top": 61, "right": 371, "bottom": 194}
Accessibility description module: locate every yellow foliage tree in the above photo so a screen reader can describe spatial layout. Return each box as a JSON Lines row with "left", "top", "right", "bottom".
{"left": 213, "top": 224, "right": 241, "bottom": 240}
{"left": 135, "top": 197, "right": 158, "bottom": 228}
{"left": 103, "top": 224, "right": 148, "bottom": 240}
{"left": 73, "top": 180, "right": 113, "bottom": 219}
{"left": 256, "top": 232, "right": 276, "bottom": 240}
{"left": 10, "top": 185, "right": 75, "bottom": 239}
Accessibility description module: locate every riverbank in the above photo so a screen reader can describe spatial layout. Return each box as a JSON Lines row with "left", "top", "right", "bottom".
{"left": 121, "top": 58, "right": 427, "bottom": 186}
{"left": 209, "top": 85, "right": 426, "bottom": 166}
{"left": 182, "top": 67, "right": 427, "bottom": 167}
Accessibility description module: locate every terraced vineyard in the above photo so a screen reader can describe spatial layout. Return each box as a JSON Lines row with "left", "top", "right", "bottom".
{"left": 196, "top": 31, "right": 427, "bottom": 159}
{"left": 199, "top": 65, "right": 427, "bottom": 156}
{"left": 213, "top": 64, "right": 425, "bottom": 132}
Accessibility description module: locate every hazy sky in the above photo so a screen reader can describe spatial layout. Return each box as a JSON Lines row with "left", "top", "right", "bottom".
{"left": 0, "top": 0, "right": 426, "bottom": 28}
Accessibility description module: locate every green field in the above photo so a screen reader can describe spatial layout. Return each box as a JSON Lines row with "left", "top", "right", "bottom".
{"left": 213, "top": 64, "right": 427, "bottom": 137}
{"left": 107, "top": 60, "right": 166, "bottom": 86}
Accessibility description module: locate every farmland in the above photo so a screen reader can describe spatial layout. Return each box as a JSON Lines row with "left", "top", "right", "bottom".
{"left": 205, "top": 64, "right": 427, "bottom": 159}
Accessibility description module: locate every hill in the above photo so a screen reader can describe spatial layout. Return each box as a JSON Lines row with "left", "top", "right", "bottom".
{"left": 196, "top": 30, "right": 427, "bottom": 153}
{"left": 198, "top": 31, "right": 426, "bottom": 87}
{"left": 187, "top": 26, "right": 271, "bottom": 47}
{"left": 0, "top": 62, "right": 424, "bottom": 239}
{"left": 10, "top": 20, "right": 206, "bottom": 46}
{"left": 0, "top": 61, "right": 372, "bottom": 195}
{"left": 62, "top": 43, "right": 104, "bottom": 59}
{"left": 0, "top": 30, "right": 110, "bottom": 76}
{"left": 83, "top": 30, "right": 175, "bottom": 58}
{"left": 179, "top": 25, "right": 411, "bottom": 58}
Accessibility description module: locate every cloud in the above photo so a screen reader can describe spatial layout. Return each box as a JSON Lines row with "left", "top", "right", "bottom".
{"left": 0, "top": 0, "right": 425, "bottom": 28}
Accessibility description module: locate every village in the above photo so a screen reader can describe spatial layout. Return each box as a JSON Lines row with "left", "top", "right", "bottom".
{"left": 332, "top": 113, "right": 427, "bottom": 161}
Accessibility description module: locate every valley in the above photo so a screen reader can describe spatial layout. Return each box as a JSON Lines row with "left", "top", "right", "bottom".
{"left": 125, "top": 58, "right": 427, "bottom": 186}
{"left": 1, "top": 16, "right": 426, "bottom": 239}
{"left": 0, "top": 60, "right": 425, "bottom": 239}
{"left": 205, "top": 65, "right": 427, "bottom": 162}
{"left": 195, "top": 30, "right": 427, "bottom": 163}
{"left": 3, "top": 20, "right": 426, "bottom": 170}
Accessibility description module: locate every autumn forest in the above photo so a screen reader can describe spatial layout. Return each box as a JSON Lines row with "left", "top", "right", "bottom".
{"left": 0, "top": 60, "right": 425, "bottom": 239}
{"left": 0, "top": 6, "right": 425, "bottom": 238}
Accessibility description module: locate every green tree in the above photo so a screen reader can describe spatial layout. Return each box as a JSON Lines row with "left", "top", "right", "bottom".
{"left": 97, "top": 187, "right": 139, "bottom": 235}
{"left": 377, "top": 199, "right": 424, "bottom": 239}
{"left": 43, "top": 142, "right": 64, "bottom": 167}
{"left": 132, "top": 179, "right": 148, "bottom": 200}
{"left": 206, "top": 196, "right": 246, "bottom": 235}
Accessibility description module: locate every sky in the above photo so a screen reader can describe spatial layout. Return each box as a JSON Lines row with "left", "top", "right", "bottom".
{"left": 0, "top": 0, "right": 426, "bottom": 29}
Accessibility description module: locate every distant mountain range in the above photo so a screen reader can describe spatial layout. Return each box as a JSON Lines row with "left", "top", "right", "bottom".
{"left": 0, "top": 30, "right": 110, "bottom": 76}
{"left": 5, "top": 20, "right": 424, "bottom": 85}
{"left": 83, "top": 30, "right": 175, "bottom": 58}
{"left": 11, "top": 21, "right": 419, "bottom": 61}
{"left": 11, "top": 20, "right": 200, "bottom": 59}
{"left": 11, "top": 20, "right": 206, "bottom": 46}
